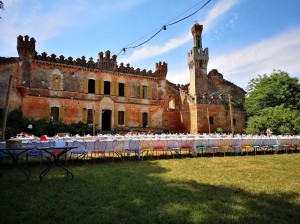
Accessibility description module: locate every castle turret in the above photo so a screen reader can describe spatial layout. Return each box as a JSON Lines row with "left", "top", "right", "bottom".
{"left": 17, "top": 35, "right": 36, "bottom": 60}
{"left": 155, "top": 61, "right": 167, "bottom": 80}
{"left": 155, "top": 61, "right": 168, "bottom": 100}
{"left": 16, "top": 35, "right": 36, "bottom": 90}
{"left": 187, "top": 23, "right": 209, "bottom": 97}
{"left": 97, "top": 50, "right": 117, "bottom": 70}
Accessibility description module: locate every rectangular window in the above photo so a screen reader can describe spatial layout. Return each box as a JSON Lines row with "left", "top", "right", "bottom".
{"left": 104, "top": 81, "right": 110, "bottom": 95}
{"left": 118, "top": 111, "right": 125, "bottom": 125}
{"left": 88, "top": 79, "right": 95, "bottom": 94}
{"left": 143, "top": 86, "right": 148, "bottom": 98}
{"left": 50, "top": 107, "right": 59, "bottom": 122}
{"left": 119, "top": 83, "right": 125, "bottom": 96}
{"left": 142, "top": 112, "right": 148, "bottom": 128}
{"left": 87, "top": 109, "right": 94, "bottom": 124}
{"left": 209, "top": 116, "right": 214, "bottom": 125}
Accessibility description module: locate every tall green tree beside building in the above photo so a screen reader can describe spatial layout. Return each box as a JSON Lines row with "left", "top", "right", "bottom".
{"left": 245, "top": 70, "right": 300, "bottom": 135}
{"left": 0, "top": 1, "right": 4, "bottom": 19}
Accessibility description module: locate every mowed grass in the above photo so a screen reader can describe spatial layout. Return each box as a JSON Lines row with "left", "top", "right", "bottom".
{"left": 0, "top": 153, "right": 299, "bottom": 224}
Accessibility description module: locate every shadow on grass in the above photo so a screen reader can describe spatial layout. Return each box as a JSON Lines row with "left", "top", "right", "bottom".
{"left": 0, "top": 161, "right": 299, "bottom": 223}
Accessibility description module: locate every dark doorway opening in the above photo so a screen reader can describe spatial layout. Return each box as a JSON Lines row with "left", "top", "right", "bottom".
{"left": 142, "top": 112, "right": 148, "bottom": 128}
{"left": 102, "top": 110, "right": 111, "bottom": 131}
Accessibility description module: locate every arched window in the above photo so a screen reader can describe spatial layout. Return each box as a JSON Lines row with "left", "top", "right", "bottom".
{"left": 51, "top": 74, "right": 62, "bottom": 90}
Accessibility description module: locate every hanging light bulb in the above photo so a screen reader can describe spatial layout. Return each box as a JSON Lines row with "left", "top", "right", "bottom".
{"left": 123, "top": 48, "right": 126, "bottom": 55}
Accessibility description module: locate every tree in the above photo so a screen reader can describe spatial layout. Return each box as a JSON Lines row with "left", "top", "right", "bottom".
{"left": 246, "top": 105, "right": 300, "bottom": 135}
{"left": 245, "top": 70, "right": 300, "bottom": 135}
{"left": 0, "top": 1, "right": 4, "bottom": 19}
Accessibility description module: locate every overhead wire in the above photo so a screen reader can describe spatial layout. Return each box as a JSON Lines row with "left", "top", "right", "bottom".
{"left": 115, "top": 0, "right": 212, "bottom": 56}
{"left": 114, "top": 0, "right": 207, "bottom": 53}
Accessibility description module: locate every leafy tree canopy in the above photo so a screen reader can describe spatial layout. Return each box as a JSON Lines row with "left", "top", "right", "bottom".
{"left": 0, "top": 1, "right": 4, "bottom": 19}
{"left": 245, "top": 70, "right": 300, "bottom": 135}
{"left": 246, "top": 105, "right": 300, "bottom": 135}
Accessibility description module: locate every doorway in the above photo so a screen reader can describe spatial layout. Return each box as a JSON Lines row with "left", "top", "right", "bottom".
{"left": 102, "top": 110, "right": 111, "bottom": 131}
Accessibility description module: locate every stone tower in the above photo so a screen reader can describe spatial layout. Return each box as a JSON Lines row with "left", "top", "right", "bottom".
{"left": 187, "top": 23, "right": 209, "bottom": 97}
{"left": 155, "top": 61, "right": 168, "bottom": 100}
{"left": 16, "top": 35, "right": 36, "bottom": 88}
{"left": 17, "top": 35, "right": 36, "bottom": 60}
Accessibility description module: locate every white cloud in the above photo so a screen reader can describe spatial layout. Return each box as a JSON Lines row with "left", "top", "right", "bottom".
{"left": 168, "top": 67, "right": 190, "bottom": 85}
{"left": 121, "top": 0, "right": 237, "bottom": 64}
{"left": 202, "top": 0, "right": 237, "bottom": 30}
{"left": 208, "top": 26, "right": 300, "bottom": 89}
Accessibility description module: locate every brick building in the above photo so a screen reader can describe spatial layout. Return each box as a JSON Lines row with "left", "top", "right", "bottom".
{"left": 0, "top": 23, "right": 246, "bottom": 134}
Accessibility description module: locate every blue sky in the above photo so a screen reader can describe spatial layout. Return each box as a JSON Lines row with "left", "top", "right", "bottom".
{"left": 1, "top": 0, "right": 300, "bottom": 89}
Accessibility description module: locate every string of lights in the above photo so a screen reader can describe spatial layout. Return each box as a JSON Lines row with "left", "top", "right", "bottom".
{"left": 115, "top": 0, "right": 212, "bottom": 56}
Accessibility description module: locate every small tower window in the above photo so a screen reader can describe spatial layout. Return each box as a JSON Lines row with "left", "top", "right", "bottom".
{"left": 209, "top": 117, "right": 214, "bottom": 125}
{"left": 104, "top": 81, "right": 111, "bottom": 95}
{"left": 50, "top": 107, "right": 59, "bottom": 122}
{"left": 168, "top": 96, "right": 175, "bottom": 110}
{"left": 87, "top": 109, "right": 94, "bottom": 124}
{"left": 119, "top": 83, "right": 125, "bottom": 96}
{"left": 142, "top": 86, "right": 148, "bottom": 98}
{"left": 142, "top": 112, "right": 148, "bottom": 128}
{"left": 88, "top": 79, "right": 95, "bottom": 94}
{"left": 118, "top": 111, "right": 125, "bottom": 125}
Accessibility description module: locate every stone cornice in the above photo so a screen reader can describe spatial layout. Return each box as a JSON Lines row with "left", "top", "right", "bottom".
{"left": 32, "top": 59, "right": 158, "bottom": 81}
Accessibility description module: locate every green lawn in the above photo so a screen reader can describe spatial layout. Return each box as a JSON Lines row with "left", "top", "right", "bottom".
{"left": 0, "top": 154, "right": 299, "bottom": 223}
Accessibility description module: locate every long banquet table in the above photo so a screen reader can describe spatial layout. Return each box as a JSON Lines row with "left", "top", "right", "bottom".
{"left": 5, "top": 135, "right": 300, "bottom": 160}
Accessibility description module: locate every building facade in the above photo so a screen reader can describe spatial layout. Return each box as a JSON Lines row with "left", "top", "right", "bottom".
{"left": 0, "top": 23, "right": 246, "bottom": 134}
